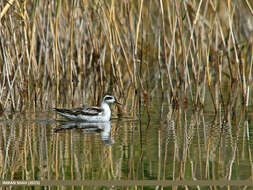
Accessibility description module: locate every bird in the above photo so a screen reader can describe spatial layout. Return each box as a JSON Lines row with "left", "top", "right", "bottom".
{"left": 53, "top": 95, "right": 121, "bottom": 122}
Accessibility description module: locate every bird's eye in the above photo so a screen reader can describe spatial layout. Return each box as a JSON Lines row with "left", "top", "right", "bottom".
{"left": 105, "top": 96, "right": 113, "bottom": 101}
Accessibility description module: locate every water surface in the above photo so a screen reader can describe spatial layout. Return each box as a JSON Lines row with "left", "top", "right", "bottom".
{"left": 0, "top": 96, "right": 252, "bottom": 189}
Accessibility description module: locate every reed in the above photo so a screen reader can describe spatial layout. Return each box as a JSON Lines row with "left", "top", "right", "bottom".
{"left": 0, "top": 0, "right": 252, "bottom": 113}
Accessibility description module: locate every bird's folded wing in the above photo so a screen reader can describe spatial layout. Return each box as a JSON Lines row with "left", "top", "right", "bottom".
{"left": 80, "top": 106, "right": 103, "bottom": 115}
{"left": 54, "top": 106, "right": 103, "bottom": 116}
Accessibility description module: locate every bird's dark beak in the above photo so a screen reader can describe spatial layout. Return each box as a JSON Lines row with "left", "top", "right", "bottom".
{"left": 115, "top": 100, "right": 121, "bottom": 105}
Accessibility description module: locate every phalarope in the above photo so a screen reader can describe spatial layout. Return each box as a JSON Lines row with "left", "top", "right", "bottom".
{"left": 53, "top": 95, "right": 120, "bottom": 122}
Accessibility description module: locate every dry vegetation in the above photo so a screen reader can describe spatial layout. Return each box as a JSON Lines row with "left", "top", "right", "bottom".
{"left": 0, "top": 0, "right": 252, "bottom": 113}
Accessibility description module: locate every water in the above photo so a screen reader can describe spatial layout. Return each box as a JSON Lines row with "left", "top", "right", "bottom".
{"left": 0, "top": 96, "right": 252, "bottom": 189}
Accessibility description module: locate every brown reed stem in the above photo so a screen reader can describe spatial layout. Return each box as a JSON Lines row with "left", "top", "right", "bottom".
{"left": 0, "top": 0, "right": 15, "bottom": 19}
{"left": 54, "top": 0, "right": 60, "bottom": 104}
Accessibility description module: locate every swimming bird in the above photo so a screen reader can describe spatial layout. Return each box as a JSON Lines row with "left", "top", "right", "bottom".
{"left": 53, "top": 95, "right": 121, "bottom": 122}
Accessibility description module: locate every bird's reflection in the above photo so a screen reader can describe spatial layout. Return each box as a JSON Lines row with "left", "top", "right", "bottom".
{"left": 54, "top": 121, "right": 114, "bottom": 145}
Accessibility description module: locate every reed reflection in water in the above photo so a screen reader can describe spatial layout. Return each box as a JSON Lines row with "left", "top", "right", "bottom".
{"left": 0, "top": 96, "right": 252, "bottom": 185}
